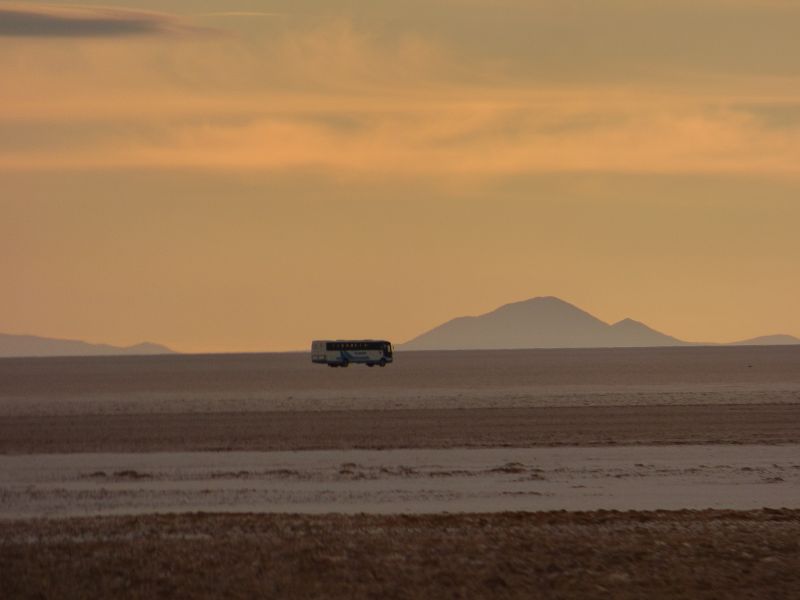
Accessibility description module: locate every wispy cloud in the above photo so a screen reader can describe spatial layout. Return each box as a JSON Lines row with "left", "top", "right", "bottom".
{"left": 1, "top": 9, "right": 799, "bottom": 178}
{"left": 0, "top": 4, "right": 213, "bottom": 38}
{"left": 3, "top": 89, "right": 800, "bottom": 177}
{"left": 199, "top": 12, "right": 284, "bottom": 18}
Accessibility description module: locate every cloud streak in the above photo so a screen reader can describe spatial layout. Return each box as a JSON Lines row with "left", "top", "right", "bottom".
{"left": 3, "top": 92, "right": 800, "bottom": 178}
{"left": 1, "top": 9, "right": 799, "bottom": 178}
{"left": 0, "top": 5, "right": 212, "bottom": 38}
{"left": 199, "top": 12, "right": 284, "bottom": 18}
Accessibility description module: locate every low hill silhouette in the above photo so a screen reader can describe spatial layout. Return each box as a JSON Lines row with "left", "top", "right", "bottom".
{"left": 732, "top": 334, "right": 800, "bottom": 346}
{"left": 400, "top": 297, "right": 796, "bottom": 350}
{"left": 0, "top": 333, "right": 176, "bottom": 358}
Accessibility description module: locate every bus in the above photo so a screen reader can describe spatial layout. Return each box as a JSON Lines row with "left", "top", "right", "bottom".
{"left": 311, "top": 340, "right": 394, "bottom": 368}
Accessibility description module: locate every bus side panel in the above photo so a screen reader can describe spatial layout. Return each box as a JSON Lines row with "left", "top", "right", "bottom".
{"left": 311, "top": 341, "right": 393, "bottom": 365}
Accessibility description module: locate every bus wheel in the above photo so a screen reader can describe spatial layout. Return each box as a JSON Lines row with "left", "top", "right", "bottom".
{"left": 379, "top": 359, "right": 386, "bottom": 367}
{"left": 341, "top": 361, "right": 349, "bottom": 368}
{"left": 367, "top": 363, "right": 374, "bottom": 367}
{"left": 328, "top": 364, "right": 337, "bottom": 368}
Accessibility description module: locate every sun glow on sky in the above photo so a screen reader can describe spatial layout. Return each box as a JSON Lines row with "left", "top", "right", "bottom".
{"left": 2, "top": 1, "right": 799, "bottom": 352}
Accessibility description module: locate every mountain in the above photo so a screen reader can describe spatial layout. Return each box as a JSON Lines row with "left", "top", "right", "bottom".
{"left": 606, "top": 318, "right": 686, "bottom": 347}
{"left": 401, "top": 297, "right": 686, "bottom": 350}
{"left": 0, "top": 333, "right": 176, "bottom": 358}
{"left": 731, "top": 334, "right": 800, "bottom": 346}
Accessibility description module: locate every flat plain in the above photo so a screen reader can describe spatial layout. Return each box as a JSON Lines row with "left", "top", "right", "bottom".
{"left": 2, "top": 346, "right": 799, "bottom": 598}
{"left": 2, "top": 346, "right": 799, "bottom": 453}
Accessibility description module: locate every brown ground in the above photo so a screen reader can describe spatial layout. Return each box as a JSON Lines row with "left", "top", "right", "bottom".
{"left": 3, "top": 348, "right": 799, "bottom": 597}
{"left": 4, "top": 347, "right": 800, "bottom": 399}
{"left": 2, "top": 403, "right": 798, "bottom": 453}
{"left": 2, "top": 510, "right": 799, "bottom": 599}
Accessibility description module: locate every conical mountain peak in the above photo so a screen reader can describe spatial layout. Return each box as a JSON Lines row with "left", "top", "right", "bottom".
{"left": 402, "top": 297, "right": 687, "bottom": 350}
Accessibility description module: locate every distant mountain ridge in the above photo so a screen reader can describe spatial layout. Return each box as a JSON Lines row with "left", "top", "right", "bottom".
{"left": 0, "top": 333, "right": 176, "bottom": 358}
{"left": 401, "top": 297, "right": 799, "bottom": 351}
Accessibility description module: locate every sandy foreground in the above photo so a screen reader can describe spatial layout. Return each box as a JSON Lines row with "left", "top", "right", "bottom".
{"left": 2, "top": 347, "right": 800, "bottom": 597}
{"left": 2, "top": 511, "right": 799, "bottom": 599}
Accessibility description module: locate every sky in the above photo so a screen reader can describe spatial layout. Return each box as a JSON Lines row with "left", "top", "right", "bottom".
{"left": 2, "top": 0, "right": 799, "bottom": 353}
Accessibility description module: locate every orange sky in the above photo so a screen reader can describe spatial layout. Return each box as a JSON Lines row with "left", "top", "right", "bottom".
{"left": 2, "top": 1, "right": 799, "bottom": 352}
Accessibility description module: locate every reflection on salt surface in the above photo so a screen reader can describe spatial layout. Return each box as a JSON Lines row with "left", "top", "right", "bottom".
{"left": 2, "top": 445, "right": 798, "bottom": 518}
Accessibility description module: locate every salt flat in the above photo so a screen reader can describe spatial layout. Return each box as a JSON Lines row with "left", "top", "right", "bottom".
{"left": 2, "top": 347, "right": 800, "bottom": 598}
{"left": 2, "top": 346, "right": 799, "bottom": 416}
{"left": 2, "top": 348, "right": 798, "bottom": 517}
{"left": 2, "top": 445, "right": 798, "bottom": 518}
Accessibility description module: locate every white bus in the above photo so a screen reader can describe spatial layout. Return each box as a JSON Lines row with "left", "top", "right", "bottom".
{"left": 311, "top": 340, "right": 394, "bottom": 368}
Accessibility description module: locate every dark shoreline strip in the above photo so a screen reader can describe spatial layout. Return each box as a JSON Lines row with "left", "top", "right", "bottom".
{"left": 2, "top": 403, "right": 798, "bottom": 454}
